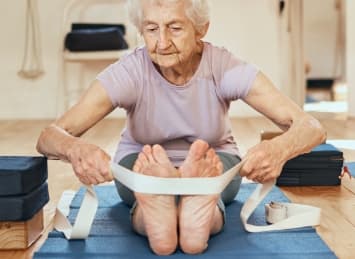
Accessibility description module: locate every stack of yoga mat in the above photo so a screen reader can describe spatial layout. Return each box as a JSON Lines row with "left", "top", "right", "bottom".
{"left": 0, "top": 156, "right": 49, "bottom": 249}
{"left": 277, "top": 143, "right": 344, "bottom": 186}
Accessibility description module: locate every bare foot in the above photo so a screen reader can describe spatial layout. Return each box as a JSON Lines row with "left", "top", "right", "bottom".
{"left": 178, "top": 140, "right": 224, "bottom": 254}
{"left": 132, "top": 145, "right": 179, "bottom": 255}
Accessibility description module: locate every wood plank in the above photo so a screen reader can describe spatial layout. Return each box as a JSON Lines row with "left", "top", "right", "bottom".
{"left": 281, "top": 185, "right": 355, "bottom": 258}
{"left": 0, "top": 210, "right": 43, "bottom": 250}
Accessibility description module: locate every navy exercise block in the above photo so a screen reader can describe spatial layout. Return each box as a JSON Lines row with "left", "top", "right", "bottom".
{"left": 0, "top": 181, "right": 49, "bottom": 221}
{"left": 0, "top": 156, "right": 47, "bottom": 196}
{"left": 277, "top": 143, "right": 344, "bottom": 186}
{"left": 283, "top": 144, "right": 343, "bottom": 169}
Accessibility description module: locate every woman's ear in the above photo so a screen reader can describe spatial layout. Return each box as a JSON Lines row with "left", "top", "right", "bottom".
{"left": 196, "top": 22, "right": 209, "bottom": 39}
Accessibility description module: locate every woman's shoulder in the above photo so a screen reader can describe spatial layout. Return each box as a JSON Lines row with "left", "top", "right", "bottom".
{"left": 103, "top": 46, "right": 151, "bottom": 78}
{"left": 117, "top": 45, "right": 147, "bottom": 65}
{"left": 203, "top": 42, "right": 235, "bottom": 60}
{"left": 202, "top": 41, "right": 247, "bottom": 76}
{"left": 203, "top": 41, "right": 256, "bottom": 71}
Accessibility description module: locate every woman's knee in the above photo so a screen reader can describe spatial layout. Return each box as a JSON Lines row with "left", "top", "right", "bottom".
{"left": 221, "top": 175, "right": 242, "bottom": 205}
{"left": 114, "top": 180, "right": 135, "bottom": 206}
{"left": 216, "top": 152, "right": 242, "bottom": 205}
{"left": 115, "top": 153, "right": 139, "bottom": 206}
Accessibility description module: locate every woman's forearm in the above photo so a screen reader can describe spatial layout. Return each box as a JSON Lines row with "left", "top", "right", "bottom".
{"left": 36, "top": 124, "right": 79, "bottom": 162}
{"left": 268, "top": 114, "right": 326, "bottom": 163}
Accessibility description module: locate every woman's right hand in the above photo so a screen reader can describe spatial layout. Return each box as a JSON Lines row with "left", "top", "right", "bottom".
{"left": 35, "top": 80, "right": 117, "bottom": 185}
{"left": 67, "top": 139, "right": 113, "bottom": 185}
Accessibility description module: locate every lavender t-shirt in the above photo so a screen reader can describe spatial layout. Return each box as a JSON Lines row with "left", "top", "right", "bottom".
{"left": 97, "top": 42, "right": 259, "bottom": 166}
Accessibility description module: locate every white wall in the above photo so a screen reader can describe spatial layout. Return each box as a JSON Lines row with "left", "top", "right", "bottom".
{"left": 304, "top": 0, "right": 339, "bottom": 79}
{"left": 0, "top": 0, "right": 284, "bottom": 119}
{"left": 206, "top": 0, "right": 281, "bottom": 117}
{"left": 1, "top": 1, "right": 64, "bottom": 119}
{"left": 346, "top": 0, "right": 355, "bottom": 118}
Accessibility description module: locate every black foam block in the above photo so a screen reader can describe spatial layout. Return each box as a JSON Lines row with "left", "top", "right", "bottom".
{"left": 0, "top": 156, "right": 47, "bottom": 196}
{"left": 65, "top": 27, "right": 128, "bottom": 52}
{"left": 0, "top": 181, "right": 49, "bottom": 221}
{"left": 283, "top": 143, "right": 343, "bottom": 170}
{"left": 277, "top": 143, "right": 344, "bottom": 186}
{"left": 71, "top": 23, "right": 126, "bottom": 36}
{"left": 277, "top": 168, "right": 342, "bottom": 186}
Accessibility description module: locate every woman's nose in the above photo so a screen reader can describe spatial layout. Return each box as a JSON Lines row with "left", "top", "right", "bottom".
{"left": 157, "top": 30, "right": 171, "bottom": 50}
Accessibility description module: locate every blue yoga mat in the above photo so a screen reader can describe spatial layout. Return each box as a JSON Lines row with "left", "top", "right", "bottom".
{"left": 35, "top": 183, "right": 336, "bottom": 258}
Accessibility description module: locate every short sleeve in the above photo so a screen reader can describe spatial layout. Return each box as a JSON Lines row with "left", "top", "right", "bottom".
{"left": 96, "top": 53, "right": 140, "bottom": 110}
{"left": 213, "top": 47, "right": 259, "bottom": 101}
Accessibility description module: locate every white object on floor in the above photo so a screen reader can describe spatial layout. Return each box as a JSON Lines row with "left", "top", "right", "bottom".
{"left": 304, "top": 101, "right": 347, "bottom": 113}
{"left": 326, "top": 139, "right": 355, "bottom": 150}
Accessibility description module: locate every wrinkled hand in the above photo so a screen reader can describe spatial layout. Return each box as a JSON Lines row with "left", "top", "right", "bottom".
{"left": 67, "top": 139, "right": 113, "bottom": 185}
{"left": 240, "top": 141, "right": 286, "bottom": 183}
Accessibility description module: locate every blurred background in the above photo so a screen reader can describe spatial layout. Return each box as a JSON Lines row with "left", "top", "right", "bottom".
{"left": 0, "top": 0, "right": 354, "bottom": 120}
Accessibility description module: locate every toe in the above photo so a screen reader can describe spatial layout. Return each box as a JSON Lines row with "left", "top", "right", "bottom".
{"left": 133, "top": 160, "right": 142, "bottom": 172}
{"left": 188, "top": 140, "right": 209, "bottom": 161}
{"left": 133, "top": 152, "right": 150, "bottom": 173}
{"left": 139, "top": 152, "right": 149, "bottom": 167}
{"left": 143, "top": 145, "right": 156, "bottom": 163}
{"left": 212, "top": 155, "right": 220, "bottom": 165}
{"left": 216, "top": 161, "right": 223, "bottom": 173}
{"left": 205, "top": 149, "right": 215, "bottom": 164}
{"left": 152, "top": 145, "right": 171, "bottom": 165}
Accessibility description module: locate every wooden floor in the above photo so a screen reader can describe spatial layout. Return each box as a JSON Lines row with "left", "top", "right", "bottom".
{"left": 0, "top": 117, "right": 354, "bottom": 259}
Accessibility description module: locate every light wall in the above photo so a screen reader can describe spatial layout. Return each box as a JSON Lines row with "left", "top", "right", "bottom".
{"left": 1, "top": 1, "right": 66, "bottom": 119}
{"left": 206, "top": 0, "right": 281, "bottom": 117}
{"left": 346, "top": 0, "right": 355, "bottom": 118}
{"left": 304, "top": 0, "right": 339, "bottom": 79}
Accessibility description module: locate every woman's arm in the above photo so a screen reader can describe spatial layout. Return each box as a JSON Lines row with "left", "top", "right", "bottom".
{"left": 240, "top": 72, "right": 326, "bottom": 182}
{"left": 36, "top": 80, "right": 115, "bottom": 184}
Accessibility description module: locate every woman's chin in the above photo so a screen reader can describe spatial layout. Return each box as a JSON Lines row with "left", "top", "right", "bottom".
{"left": 152, "top": 57, "right": 182, "bottom": 69}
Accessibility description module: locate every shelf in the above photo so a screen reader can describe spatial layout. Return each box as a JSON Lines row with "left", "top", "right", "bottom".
{"left": 59, "top": 0, "right": 138, "bottom": 112}
{"left": 63, "top": 49, "right": 132, "bottom": 62}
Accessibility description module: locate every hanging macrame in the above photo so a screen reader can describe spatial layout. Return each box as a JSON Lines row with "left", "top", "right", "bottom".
{"left": 18, "top": 0, "right": 44, "bottom": 79}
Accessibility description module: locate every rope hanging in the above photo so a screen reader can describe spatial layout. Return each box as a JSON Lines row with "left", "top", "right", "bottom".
{"left": 18, "top": 0, "right": 44, "bottom": 79}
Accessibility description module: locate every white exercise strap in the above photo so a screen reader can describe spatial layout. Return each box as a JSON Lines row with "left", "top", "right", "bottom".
{"left": 54, "top": 185, "right": 98, "bottom": 239}
{"left": 241, "top": 182, "right": 321, "bottom": 232}
{"left": 54, "top": 161, "right": 321, "bottom": 239}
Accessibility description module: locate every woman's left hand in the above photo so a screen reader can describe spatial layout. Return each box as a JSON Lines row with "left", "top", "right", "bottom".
{"left": 240, "top": 140, "right": 286, "bottom": 183}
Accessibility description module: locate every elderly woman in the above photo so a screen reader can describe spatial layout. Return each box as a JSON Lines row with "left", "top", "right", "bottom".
{"left": 37, "top": 0, "right": 326, "bottom": 256}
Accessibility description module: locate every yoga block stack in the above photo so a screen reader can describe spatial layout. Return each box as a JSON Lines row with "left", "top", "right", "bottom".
{"left": 277, "top": 143, "right": 344, "bottom": 186}
{"left": 0, "top": 156, "right": 49, "bottom": 249}
{"left": 261, "top": 131, "right": 344, "bottom": 186}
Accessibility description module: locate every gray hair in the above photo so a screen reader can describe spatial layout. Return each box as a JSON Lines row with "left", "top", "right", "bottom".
{"left": 126, "top": 0, "right": 210, "bottom": 34}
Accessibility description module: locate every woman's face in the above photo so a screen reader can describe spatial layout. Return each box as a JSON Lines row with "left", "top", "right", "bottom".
{"left": 141, "top": 0, "right": 205, "bottom": 69}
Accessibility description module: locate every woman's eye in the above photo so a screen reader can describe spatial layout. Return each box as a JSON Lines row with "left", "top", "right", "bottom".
{"left": 146, "top": 27, "right": 158, "bottom": 32}
{"left": 171, "top": 27, "right": 182, "bottom": 31}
